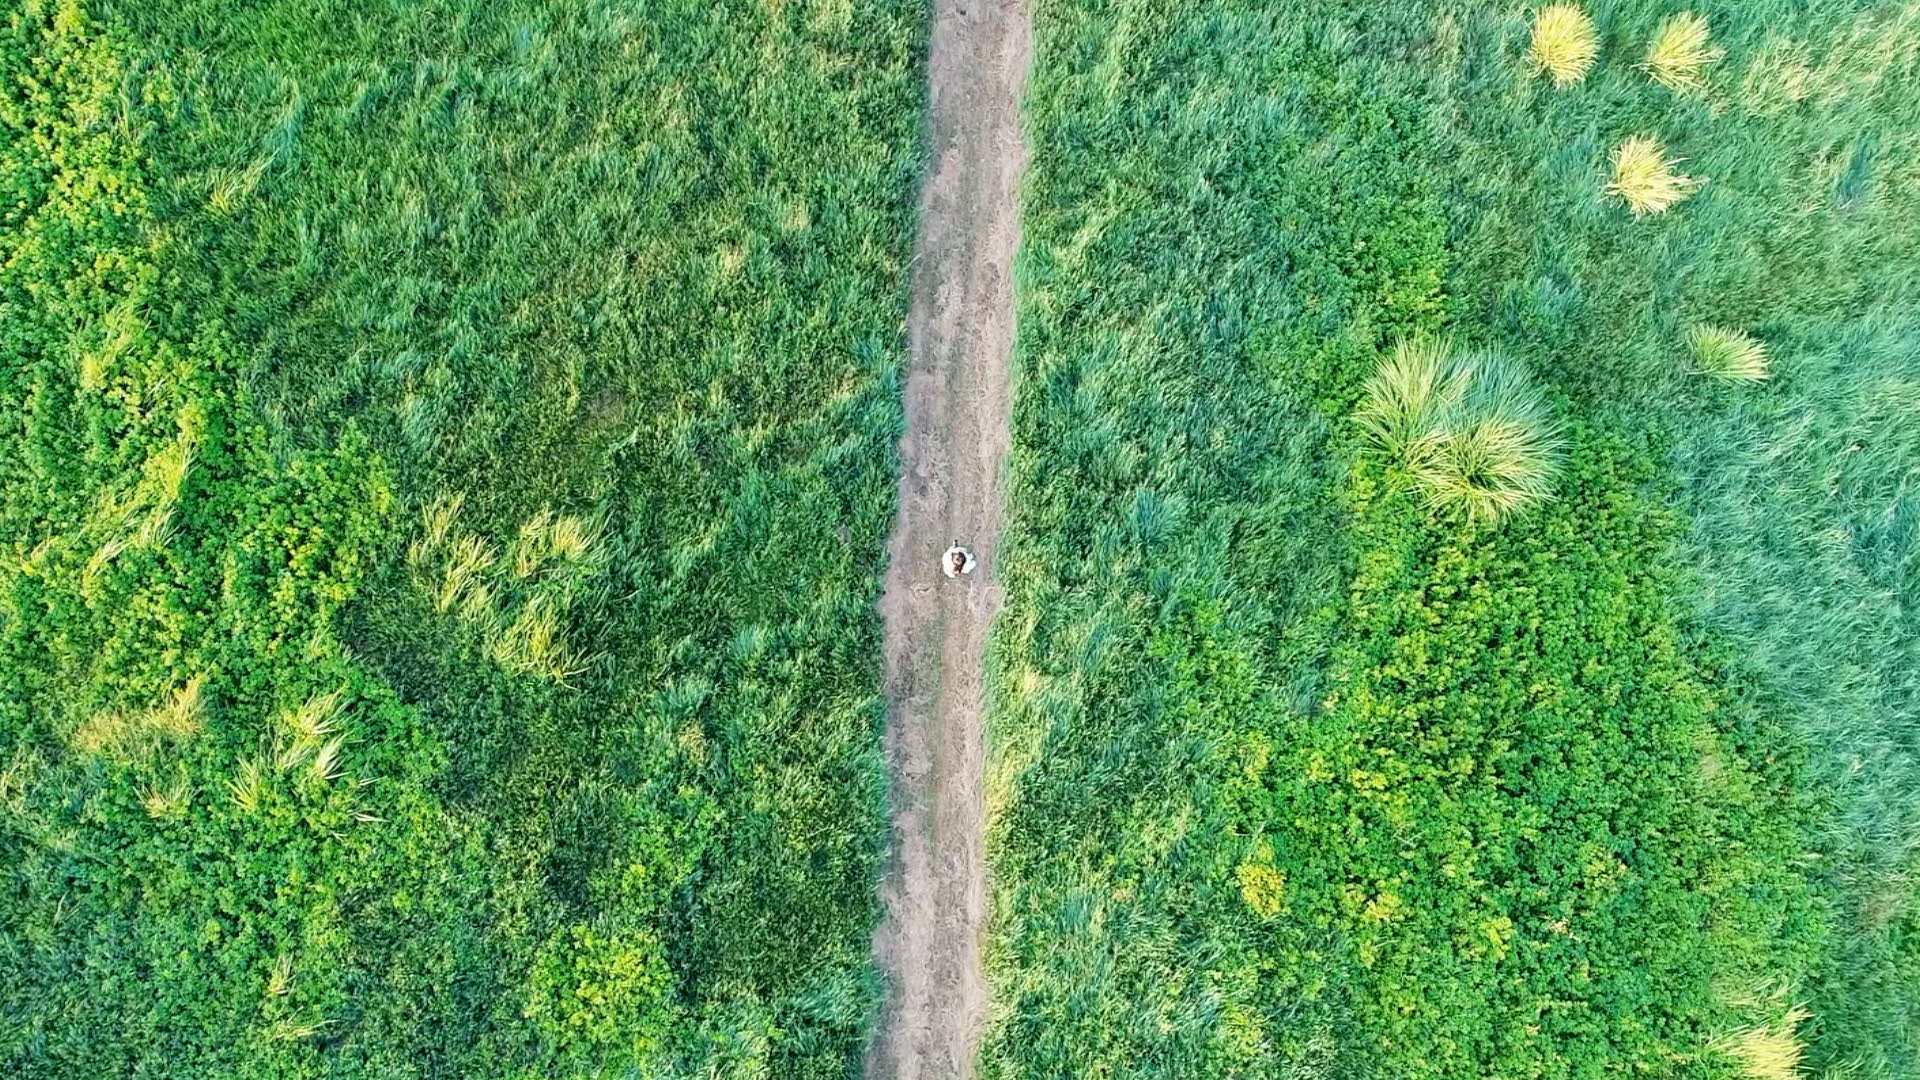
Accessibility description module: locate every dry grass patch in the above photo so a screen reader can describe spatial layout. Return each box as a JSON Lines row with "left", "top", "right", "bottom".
{"left": 70, "top": 677, "right": 206, "bottom": 759}
{"left": 1644, "top": 11, "right": 1725, "bottom": 91}
{"left": 1686, "top": 325, "right": 1770, "bottom": 381}
{"left": 1727, "top": 1005, "right": 1810, "bottom": 1080}
{"left": 1529, "top": 3, "right": 1600, "bottom": 87}
{"left": 1605, "top": 135, "right": 1703, "bottom": 215}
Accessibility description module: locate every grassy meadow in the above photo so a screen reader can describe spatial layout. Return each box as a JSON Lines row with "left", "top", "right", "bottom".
{"left": 0, "top": 0, "right": 921, "bottom": 1076}
{"left": 985, "top": 2, "right": 1917, "bottom": 1078}
{"left": 4, "top": 0, "right": 1917, "bottom": 1076}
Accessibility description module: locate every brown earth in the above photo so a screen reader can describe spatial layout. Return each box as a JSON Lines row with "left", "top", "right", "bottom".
{"left": 865, "top": 0, "right": 1030, "bottom": 1077}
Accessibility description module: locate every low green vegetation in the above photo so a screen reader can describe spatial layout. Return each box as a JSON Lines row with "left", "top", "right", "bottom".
{"left": 0, "top": 1, "right": 920, "bottom": 1075}
{"left": 986, "top": 3, "right": 1916, "bottom": 1079}
{"left": 5, "top": 0, "right": 1914, "bottom": 1075}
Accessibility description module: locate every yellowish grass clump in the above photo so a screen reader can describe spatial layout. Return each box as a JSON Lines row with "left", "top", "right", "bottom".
{"left": 1356, "top": 338, "right": 1565, "bottom": 525}
{"left": 513, "top": 507, "right": 601, "bottom": 578}
{"left": 1529, "top": 4, "right": 1600, "bottom": 87}
{"left": 1686, "top": 325, "right": 1770, "bottom": 381}
{"left": 70, "top": 677, "right": 206, "bottom": 759}
{"left": 1643, "top": 11, "right": 1725, "bottom": 91}
{"left": 411, "top": 498, "right": 602, "bottom": 684}
{"left": 274, "top": 689, "right": 348, "bottom": 783}
{"left": 1605, "top": 136, "right": 1703, "bottom": 215}
{"left": 1728, "top": 1005, "right": 1809, "bottom": 1080}
{"left": 139, "top": 771, "right": 193, "bottom": 820}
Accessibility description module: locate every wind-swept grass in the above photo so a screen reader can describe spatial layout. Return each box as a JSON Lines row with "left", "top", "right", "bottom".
{"left": 1606, "top": 134, "right": 1703, "bottom": 215}
{"left": 993, "top": 2, "right": 1920, "bottom": 1078}
{"left": 0, "top": 1, "right": 921, "bottom": 1075}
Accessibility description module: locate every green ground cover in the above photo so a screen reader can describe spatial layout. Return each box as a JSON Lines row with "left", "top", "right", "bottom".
{"left": 0, "top": 1, "right": 921, "bottom": 1075}
{"left": 985, "top": 2, "right": 1916, "bottom": 1078}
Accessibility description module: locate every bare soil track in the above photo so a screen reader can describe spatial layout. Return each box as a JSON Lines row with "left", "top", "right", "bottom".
{"left": 866, "top": 1, "right": 1030, "bottom": 1077}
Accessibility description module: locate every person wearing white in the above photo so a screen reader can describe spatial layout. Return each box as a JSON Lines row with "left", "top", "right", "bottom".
{"left": 942, "top": 545, "right": 976, "bottom": 578}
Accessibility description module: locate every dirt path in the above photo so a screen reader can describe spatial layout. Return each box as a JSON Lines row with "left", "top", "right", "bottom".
{"left": 866, "top": 0, "right": 1030, "bottom": 1077}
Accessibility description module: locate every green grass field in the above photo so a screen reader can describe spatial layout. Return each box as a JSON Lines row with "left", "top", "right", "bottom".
{"left": 985, "top": 2, "right": 1916, "bottom": 1078}
{"left": 0, "top": 0, "right": 921, "bottom": 1075}
{"left": 3, "top": 0, "right": 1917, "bottom": 1077}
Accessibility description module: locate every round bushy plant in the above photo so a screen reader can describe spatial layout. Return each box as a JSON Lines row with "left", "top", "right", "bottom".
{"left": 1356, "top": 337, "right": 1565, "bottom": 524}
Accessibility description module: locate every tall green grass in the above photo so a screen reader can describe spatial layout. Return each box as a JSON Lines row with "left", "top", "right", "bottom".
{"left": 989, "top": 1, "right": 1917, "bottom": 1077}
{"left": 1431, "top": 2, "right": 1920, "bottom": 1068}
{"left": 0, "top": 0, "right": 922, "bottom": 1075}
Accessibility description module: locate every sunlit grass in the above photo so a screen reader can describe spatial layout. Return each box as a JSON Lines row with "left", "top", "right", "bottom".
{"left": 1529, "top": 3, "right": 1600, "bottom": 88}
{"left": 70, "top": 677, "right": 205, "bottom": 759}
{"left": 1605, "top": 135, "right": 1703, "bottom": 215}
{"left": 988, "top": 4, "right": 1920, "bottom": 1078}
{"left": 1727, "top": 1005, "right": 1809, "bottom": 1080}
{"left": 1354, "top": 335, "right": 1470, "bottom": 458}
{"left": 1686, "top": 325, "right": 1770, "bottom": 381}
{"left": 512, "top": 507, "right": 601, "bottom": 578}
{"left": 434, "top": 534, "right": 498, "bottom": 614}
{"left": 265, "top": 955, "right": 294, "bottom": 998}
{"left": 1357, "top": 338, "right": 1564, "bottom": 524}
{"left": 1, "top": 0, "right": 920, "bottom": 1074}
{"left": 225, "top": 758, "right": 265, "bottom": 813}
{"left": 139, "top": 771, "right": 193, "bottom": 820}
{"left": 1643, "top": 11, "right": 1724, "bottom": 92}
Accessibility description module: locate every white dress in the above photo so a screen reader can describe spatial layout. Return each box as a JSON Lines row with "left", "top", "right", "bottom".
{"left": 942, "top": 546, "right": 977, "bottom": 578}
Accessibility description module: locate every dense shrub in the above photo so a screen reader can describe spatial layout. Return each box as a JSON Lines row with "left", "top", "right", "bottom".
{"left": 1225, "top": 435, "right": 1818, "bottom": 1078}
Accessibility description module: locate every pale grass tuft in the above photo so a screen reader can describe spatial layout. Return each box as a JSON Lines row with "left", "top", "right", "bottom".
{"left": 514, "top": 508, "right": 601, "bottom": 578}
{"left": 545, "top": 514, "right": 598, "bottom": 563}
{"left": 1529, "top": 4, "right": 1600, "bottom": 87}
{"left": 133, "top": 435, "right": 196, "bottom": 551}
{"left": 227, "top": 757, "right": 266, "bottom": 813}
{"left": 307, "top": 735, "right": 346, "bottom": 783}
{"left": 514, "top": 508, "right": 556, "bottom": 578}
{"left": 1727, "top": 1005, "right": 1809, "bottom": 1080}
{"left": 266, "top": 954, "right": 294, "bottom": 997}
{"left": 0, "top": 750, "right": 36, "bottom": 814}
{"left": 155, "top": 677, "right": 206, "bottom": 739}
{"left": 489, "top": 596, "right": 586, "bottom": 683}
{"left": 435, "top": 534, "right": 498, "bottom": 614}
{"left": 145, "top": 435, "right": 195, "bottom": 507}
{"left": 1354, "top": 336, "right": 1472, "bottom": 458}
{"left": 1356, "top": 337, "right": 1564, "bottom": 525}
{"left": 207, "top": 158, "right": 268, "bottom": 215}
{"left": 71, "top": 677, "right": 205, "bottom": 759}
{"left": 262, "top": 1016, "right": 323, "bottom": 1043}
{"left": 1686, "top": 325, "right": 1770, "bottom": 381}
{"left": 457, "top": 578, "right": 496, "bottom": 623}
{"left": 1643, "top": 11, "right": 1725, "bottom": 91}
{"left": 1605, "top": 135, "right": 1703, "bottom": 215}
{"left": 411, "top": 492, "right": 465, "bottom": 567}
{"left": 276, "top": 689, "right": 345, "bottom": 772}
{"left": 285, "top": 688, "right": 344, "bottom": 744}
{"left": 139, "top": 771, "right": 193, "bottom": 819}
{"left": 1411, "top": 415, "right": 1564, "bottom": 525}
